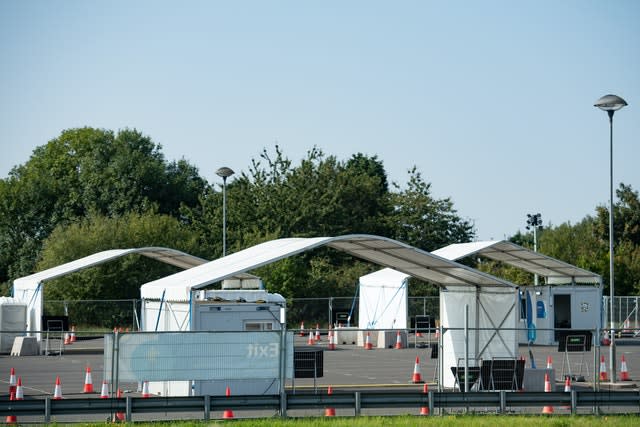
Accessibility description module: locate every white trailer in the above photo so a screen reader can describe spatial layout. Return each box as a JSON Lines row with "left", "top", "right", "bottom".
{"left": 141, "top": 277, "right": 287, "bottom": 396}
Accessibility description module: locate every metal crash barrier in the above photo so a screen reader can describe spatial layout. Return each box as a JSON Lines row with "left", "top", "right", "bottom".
{"left": 2, "top": 391, "right": 640, "bottom": 422}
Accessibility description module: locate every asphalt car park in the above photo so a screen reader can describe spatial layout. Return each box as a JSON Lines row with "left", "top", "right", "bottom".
{"left": 1, "top": 334, "right": 639, "bottom": 422}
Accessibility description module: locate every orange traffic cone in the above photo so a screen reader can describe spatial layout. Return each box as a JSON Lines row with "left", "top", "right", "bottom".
{"left": 70, "top": 325, "right": 77, "bottom": 343}
{"left": 83, "top": 366, "right": 94, "bottom": 393}
{"left": 114, "top": 388, "right": 125, "bottom": 422}
{"left": 100, "top": 380, "right": 109, "bottom": 398}
{"left": 15, "top": 377, "right": 24, "bottom": 400}
{"left": 8, "top": 367, "right": 16, "bottom": 395}
{"left": 307, "top": 331, "right": 315, "bottom": 345}
{"left": 315, "top": 324, "right": 321, "bottom": 341}
{"left": 364, "top": 332, "right": 373, "bottom": 350}
{"left": 394, "top": 331, "right": 403, "bottom": 349}
{"left": 542, "top": 373, "right": 554, "bottom": 414}
{"left": 412, "top": 356, "right": 424, "bottom": 383}
{"left": 419, "top": 383, "right": 429, "bottom": 415}
{"left": 324, "top": 386, "right": 336, "bottom": 417}
{"left": 599, "top": 355, "right": 608, "bottom": 381}
{"left": 546, "top": 356, "right": 553, "bottom": 370}
{"left": 53, "top": 376, "right": 63, "bottom": 399}
{"left": 602, "top": 330, "right": 611, "bottom": 346}
{"left": 620, "top": 355, "right": 631, "bottom": 381}
{"left": 64, "top": 332, "right": 71, "bottom": 345}
{"left": 5, "top": 392, "right": 17, "bottom": 424}
{"left": 328, "top": 326, "right": 336, "bottom": 351}
{"left": 299, "top": 321, "right": 305, "bottom": 337}
{"left": 563, "top": 376, "right": 572, "bottom": 409}
{"left": 142, "top": 380, "right": 151, "bottom": 397}
{"left": 223, "top": 386, "right": 234, "bottom": 419}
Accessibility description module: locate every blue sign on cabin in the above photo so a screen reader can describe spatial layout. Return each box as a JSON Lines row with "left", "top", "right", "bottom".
{"left": 537, "top": 301, "right": 546, "bottom": 319}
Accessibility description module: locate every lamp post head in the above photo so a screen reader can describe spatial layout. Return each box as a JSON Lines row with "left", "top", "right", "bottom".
{"left": 594, "top": 94, "right": 627, "bottom": 112}
{"left": 216, "top": 167, "right": 235, "bottom": 180}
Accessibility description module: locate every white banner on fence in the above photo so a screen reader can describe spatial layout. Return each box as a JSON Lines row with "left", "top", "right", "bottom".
{"left": 104, "top": 331, "right": 294, "bottom": 382}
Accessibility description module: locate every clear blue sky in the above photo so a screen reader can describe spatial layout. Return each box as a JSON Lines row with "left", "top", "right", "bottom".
{"left": 1, "top": 1, "right": 638, "bottom": 241}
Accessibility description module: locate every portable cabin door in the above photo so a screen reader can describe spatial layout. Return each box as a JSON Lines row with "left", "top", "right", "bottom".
{"left": 553, "top": 294, "right": 571, "bottom": 342}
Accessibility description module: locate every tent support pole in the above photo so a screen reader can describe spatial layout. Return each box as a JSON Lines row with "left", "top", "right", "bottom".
{"left": 154, "top": 289, "right": 166, "bottom": 332}
{"left": 464, "top": 304, "right": 469, "bottom": 393}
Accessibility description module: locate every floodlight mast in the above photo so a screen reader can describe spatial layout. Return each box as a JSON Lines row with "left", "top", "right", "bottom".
{"left": 526, "top": 213, "right": 542, "bottom": 286}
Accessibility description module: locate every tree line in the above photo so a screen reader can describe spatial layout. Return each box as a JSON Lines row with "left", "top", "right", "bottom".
{"left": 1, "top": 127, "right": 638, "bottom": 306}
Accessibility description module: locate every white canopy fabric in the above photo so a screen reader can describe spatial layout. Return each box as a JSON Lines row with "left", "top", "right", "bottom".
{"left": 432, "top": 240, "right": 601, "bottom": 284}
{"left": 141, "top": 234, "right": 516, "bottom": 301}
{"left": 13, "top": 247, "right": 208, "bottom": 335}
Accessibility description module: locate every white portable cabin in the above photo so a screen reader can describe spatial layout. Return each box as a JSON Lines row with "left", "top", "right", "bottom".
{"left": 141, "top": 274, "right": 287, "bottom": 397}
{"left": 0, "top": 297, "right": 28, "bottom": 353}
{"left": 433, "top": 241, "right": 603, "bottom": 345}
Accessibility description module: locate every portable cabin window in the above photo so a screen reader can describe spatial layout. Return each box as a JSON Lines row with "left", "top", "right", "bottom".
{"left": 244, "top": 321, "right": 274, "bottom": 331}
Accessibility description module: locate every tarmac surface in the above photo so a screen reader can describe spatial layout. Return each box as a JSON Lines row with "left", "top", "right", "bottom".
{"left": 1, "top": 333, "right": 639, "bottom": 422}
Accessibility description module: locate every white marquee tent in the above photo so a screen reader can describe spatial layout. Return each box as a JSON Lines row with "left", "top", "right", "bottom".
{"left": 358, "top": 268, "right": 409, "bottom": 330}
{"left": 140, "top": 235, "right": 519, "bottom": 388}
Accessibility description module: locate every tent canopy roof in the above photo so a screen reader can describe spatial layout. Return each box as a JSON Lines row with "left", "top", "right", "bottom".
{"left": 141, "top": 234, "right": 517, "bottom": 301}
{"left": 13, "top": 247, "right": 208, "bottom": 291}
{"left": 432, "top": 240, "right": 601, "bottom": 284}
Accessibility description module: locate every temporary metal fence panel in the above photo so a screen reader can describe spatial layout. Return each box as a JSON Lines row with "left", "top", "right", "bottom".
{"left": 104, "top": 331, "right": 294, "bottom": 382}
{"left": 289, "top": 296, "right": 440, "bottom": 330}
{"left": 604, "top": 296, "right": 640, "bottom": 334}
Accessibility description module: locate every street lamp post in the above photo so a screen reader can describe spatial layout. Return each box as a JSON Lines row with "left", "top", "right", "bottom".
{"left": 216, "top": 166, "right": 235, "bottom": 257}
{"left": 526, "top": 213, "right": 543, "bottom": 286}
{"left": 594, "top": 94, "right": 627, "bottom": 383}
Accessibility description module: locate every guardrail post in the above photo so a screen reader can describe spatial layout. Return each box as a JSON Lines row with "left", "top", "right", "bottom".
{"left": 570, "top": 390, "right": 577, "bottom": 415}
{"left": 499, "top": 390, "right": 506, "bottom": 413}
{"left": 428, "top": 390, "right": 434, "bottom": 415}
{"left": 280, "top": 391, "right": 287, "bottom": 418}
{"left": 126, "top": 396, "right": 132, "bottom": 422}
{"left": 204, "top": 395, "right": 210, "bottom": 420}
{"left": 354, "top": 391, "right": 361, "bottom": 416}
{"left": 44, "top": 397, "right": 51, "bottom": 423}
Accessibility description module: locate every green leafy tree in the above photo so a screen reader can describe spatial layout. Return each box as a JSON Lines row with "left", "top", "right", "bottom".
{"left": 0, "top": 127, "right": 206, "bottom": 285}
{"left": 387, "top": 166, "right": 475, "bottom": 252}
{"left": 593, "top": 183, "right": 640, "bottom": 295}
